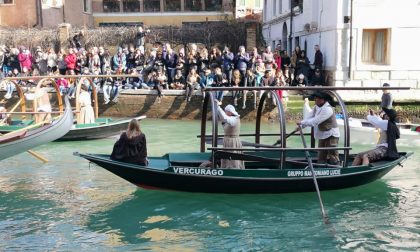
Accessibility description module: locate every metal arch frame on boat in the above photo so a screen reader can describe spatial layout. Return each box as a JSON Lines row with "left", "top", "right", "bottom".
{"left": 0, "top": 78, "right": 64, "bottom": 119}
{"left": 200, "top": 86, "right": 411, "bottom": 169}
{"left": 0, "top": 79, "right": 26, "bottom": 117}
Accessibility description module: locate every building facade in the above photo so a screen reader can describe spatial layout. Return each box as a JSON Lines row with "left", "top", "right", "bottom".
{"left": 91, "top": 0, "right": 234, "bottom": 27}
{"left": 0, "top": 0, "right": 38, "bottom": 27}
{"left": 41, "top": 0, "right": 94, "bottom": 28}
{"left": 235, "top": 0, "right": 263, "bottom": 20}
{"left": 1, "top": 0, "right": 243, "bottom": 29}
{"left": 0, "top": 0, "right": 94, "bottom": 28}
{"left": 262, "top": 0, "right": 420, "bottom": 90}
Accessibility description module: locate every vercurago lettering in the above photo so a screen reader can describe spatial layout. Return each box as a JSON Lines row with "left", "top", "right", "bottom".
{"left": 174, "top": 167, "right": 224, "bottom": 176}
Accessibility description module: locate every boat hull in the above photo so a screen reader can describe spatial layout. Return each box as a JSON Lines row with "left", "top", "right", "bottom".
{"left": 58, "top": 116, "right": 146, "bottom": 141}
{"left": 0, "top": 97, "right": 73, "bottom": 161}
{"left": 1, "top": 116, "right": 145, "bottom": 141}
{"left": 77, "top": 152, "right": 411, "bottom": 194}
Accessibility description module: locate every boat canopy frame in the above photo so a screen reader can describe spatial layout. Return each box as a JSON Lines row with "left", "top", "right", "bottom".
{"left": 0, "top": 79, "right": 26, "bottom": 116}
{"left": 200, "top": 86, "right": 410, "bottom": 169}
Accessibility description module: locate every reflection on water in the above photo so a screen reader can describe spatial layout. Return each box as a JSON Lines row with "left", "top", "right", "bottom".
{"left": 83, "top": 180, "right": 412, "bottom": 250}
{"left": 0, "top": 119, "right": 419, "bottom": 250}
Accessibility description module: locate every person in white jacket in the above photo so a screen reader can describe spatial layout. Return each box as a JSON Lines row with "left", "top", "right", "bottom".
{"left": 352, "top": 108, "right": 399, "bottom": 166}
{"left": 299, "top": 91, "right": 340, "bottom": 165}
{"left": 217, "top": 104, "right": 245, "bottom": 169}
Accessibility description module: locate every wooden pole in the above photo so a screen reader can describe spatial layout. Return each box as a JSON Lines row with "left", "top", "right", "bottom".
{"left": 27, "top": 150, "right": 49, "bottom": 163}
{"left": 297, "top": 125, "right": 329, "bottom": 224}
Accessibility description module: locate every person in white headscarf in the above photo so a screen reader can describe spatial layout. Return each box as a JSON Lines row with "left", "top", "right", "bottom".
{"left": 217, "top": 104, "right": 245, "bottom": 169}
{"left": 78, "top": 84, "right": 95, "bottom": 124}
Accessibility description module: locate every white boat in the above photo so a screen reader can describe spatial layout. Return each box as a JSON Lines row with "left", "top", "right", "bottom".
{"left": 337, "top": 117, "right": 420, "bottom": 147}
{"left": 0, "top": 96, "right": 73, "bottom": 161}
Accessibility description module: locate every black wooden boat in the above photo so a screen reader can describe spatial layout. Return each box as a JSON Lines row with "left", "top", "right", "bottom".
{"left": 75, "top": 151, "right": 412, "bottom": 194}
{"left": 60, "top": 115, "right": 146, "bottom": 141}
{"left": 76, "top": 87, "right": 413, "bottom": 194}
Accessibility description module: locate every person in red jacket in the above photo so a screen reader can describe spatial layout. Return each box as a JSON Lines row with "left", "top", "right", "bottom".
{"left": 18, "top": 47, "right": 33, "bottom": 72}
{"left": 64, "top": 48, "right": 77, "bottom": 72}
{"left": 273, "top": 48, "right": 282, "bottom": 72}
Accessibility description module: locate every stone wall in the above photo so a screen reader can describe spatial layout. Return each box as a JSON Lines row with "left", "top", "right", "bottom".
{"left": 97, "top": 90, "right": 281, "bottom": 122}
{"left": 1, "top": 90, "right": 419, "bottom": 123}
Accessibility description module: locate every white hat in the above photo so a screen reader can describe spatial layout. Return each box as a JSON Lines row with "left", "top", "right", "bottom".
{"left": 224, "top": 104, "right": 239, "bottom": 116}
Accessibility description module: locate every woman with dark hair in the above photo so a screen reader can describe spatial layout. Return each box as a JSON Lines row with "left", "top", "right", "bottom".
{"left": 111, "top": 119, "right": 148, "bottom": 165}
{"left": 295, "top": 50, "right": 310, "bottom": 77}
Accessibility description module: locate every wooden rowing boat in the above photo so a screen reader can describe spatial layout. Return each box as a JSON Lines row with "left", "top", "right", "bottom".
{"left": 0, "top": 96, "right": 73, "bottom": 161}
{"left": 76, "top": 87, "right": 413, "bottom": 194}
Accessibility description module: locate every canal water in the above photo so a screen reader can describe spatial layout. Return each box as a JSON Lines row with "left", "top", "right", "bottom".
{"left": 0, "top": 119, "right": 419, "bottom": 251}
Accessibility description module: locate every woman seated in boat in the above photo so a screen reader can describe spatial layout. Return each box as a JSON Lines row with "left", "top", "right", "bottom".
{"left": 0, "top": 106, "right": 11, "bottom": 125}
{"left": 217, "top": 103, "right": 245, "bottom": 169}
{"left": 352, "top": 108, "right": 400, "bottom": 166}
{"left": 78, "top": 84, "right": 95, "bottom": 124}
{"left": 25, "top": 83, "right": 52, "bottom": 124}
{"left": 111, "top": 119, "right": 148, "bottom": 166}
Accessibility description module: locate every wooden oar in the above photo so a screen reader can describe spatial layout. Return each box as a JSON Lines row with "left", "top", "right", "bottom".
{"left": 1, "top": 99, "right": 22, "bottom": 124}
{"left": 273, "top": 128, "right": 300, "bottom": 146}
{"left": 297, "top": 125, "right": 329, "bottom": 224}
{"left": 27, "top": 150, "right": 49, "bottom": 163}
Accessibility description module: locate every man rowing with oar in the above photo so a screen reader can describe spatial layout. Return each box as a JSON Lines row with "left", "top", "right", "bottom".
{"left": 298, "top": 91, "right": 341, "bottom": 165}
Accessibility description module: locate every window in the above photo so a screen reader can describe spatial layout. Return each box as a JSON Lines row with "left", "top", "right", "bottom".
{"left": 83, "top": 0, "right": 90, "bottom": 12}
{"left": 123, "top": 0, "right": 140, "bottom": 12}
{"left": 239, "top": 0, "right": 245, "bottom": 7}
{"left": 263, "top": 0, "right": 268, "bottom": 20}
{"left": 292, "top": 0, "right": 303, "bottom": 13}
{"left": 255, "top": 0, "right": 261, "bottom": 8}
{"left": 278, "top": 0, "right": 282, "bottom": 14}
{"left": 144, "top": 0, "right": 160, "bottom": 12}
{"left": 205, "top": 0, "right": 222, "bottom": 11}
{"left": 362, "top": 29, "right": 389, "bottom": 64}
{"left": 0, "top": 0, "right": 14, "bottom": 4}
{"left": 41, "top": 0, "right": 63, "bottom": 7}
{"left": 99, "top": 22, "right": 142, "bottom": 27}
{"left": 185, "top": 0, "right": 201, "bottom": 11}
{"left": 273, "top": 0, "right": 276, "bottom": 16}
{"left": 164, "top": 0, "right": 181, "bottom": 11}
{"left": 103, "top": 0, "right": 120, "bottom": 12}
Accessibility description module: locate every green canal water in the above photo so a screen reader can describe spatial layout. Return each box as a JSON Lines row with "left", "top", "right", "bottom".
{"left": 0, "top": 119, "right": 419, "bottom": 251}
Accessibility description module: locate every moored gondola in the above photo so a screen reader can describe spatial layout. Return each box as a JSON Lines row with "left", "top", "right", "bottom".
{"left": 0, "top": 76, "right": 146, "bottom": 140}
{"left": 0, "top": 96, "right": 73, "bottom": 161}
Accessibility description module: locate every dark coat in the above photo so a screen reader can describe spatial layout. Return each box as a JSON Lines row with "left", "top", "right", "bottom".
{"left": 111, "top": 132, "right": 148, "bottom": 165}
{"left": 386, "top": 121, "right": 400, "bottom": 159}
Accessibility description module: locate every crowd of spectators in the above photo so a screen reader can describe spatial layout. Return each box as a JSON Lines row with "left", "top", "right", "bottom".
{"left": 0, "top": 29, "right": 325, "bottom": 108}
